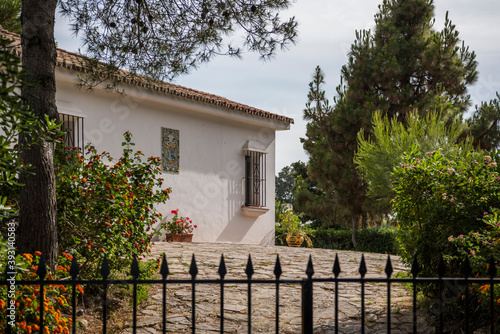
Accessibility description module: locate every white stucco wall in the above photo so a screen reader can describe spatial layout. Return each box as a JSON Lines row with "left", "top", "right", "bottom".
{"left": 55, "top": 69, "right": 288, "bottom": 245}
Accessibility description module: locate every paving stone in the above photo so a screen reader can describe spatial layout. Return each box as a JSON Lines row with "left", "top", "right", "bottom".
{"left": 124, "top": 242, "right": 430, "bottom": 333}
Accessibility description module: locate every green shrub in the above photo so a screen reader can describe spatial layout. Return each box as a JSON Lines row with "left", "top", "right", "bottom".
{"left": 445, "top": 209, "right": 500, "bottom": 328}
{"left": 392, "top": 148, "right": 500, "bottom": 276}
{"left": 55, "top": 131, "right": 170, "bottom": 278}
{"left": 309, "top": 227, "right": 399, "bottom": 254}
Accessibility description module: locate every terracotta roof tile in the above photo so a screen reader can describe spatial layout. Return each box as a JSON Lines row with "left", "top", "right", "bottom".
{"left": 1, "top": 29, "right": 294, "bottom": 125}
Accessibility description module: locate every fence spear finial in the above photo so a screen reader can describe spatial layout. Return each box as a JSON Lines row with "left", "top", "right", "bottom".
{"left": 131, "top": 254, "right": 141, "bottom": 280}
{"left": 218, "top": 254, "right": 227, "bottom": 279}
{"left": 385, "top": 255, "right": 393, "bottom": 278}
{"left": 358, "top": 254, "right": 367, "bottom": 278}
{"left": 100, "top": 254, "right": 110, "bottom": 280}
{"left": 36, "top": 254, "right": 47, "bottom": 280}
{"left": 274, "top": 254, "right": 282, "bottom": 279}
{"left": 160, "top": 253, "right": 169, "bottom": 279}
{"left": 69, "top": 255, "right": 79, "bottom": 279}
{"left": 333, "top": 253, "right": 341, "bottom": 278}
{"left": 305, "top": 255, "right": 314, "bottom": 279}
{"left": 245, "top": 254, "right": 254, "bottom": 279}
{"left": 189, "top": 254, "right": 198, "bottom": 279}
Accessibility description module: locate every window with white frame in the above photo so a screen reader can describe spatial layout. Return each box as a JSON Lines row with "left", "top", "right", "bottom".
{"left": 243, "top": 141, "right": 267, "bottom": 208}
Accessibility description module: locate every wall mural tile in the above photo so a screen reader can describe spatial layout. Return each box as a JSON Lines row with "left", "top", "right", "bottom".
{"left": 161, "top": 127, "right": 180, "bottom": 173}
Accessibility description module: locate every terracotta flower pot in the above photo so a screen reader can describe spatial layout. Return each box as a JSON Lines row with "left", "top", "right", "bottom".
{"left": 164, "top": 233, "right": 193, "bottom": 242}
{"left": 286, "top": 234, "right": 304, "bottom": 247}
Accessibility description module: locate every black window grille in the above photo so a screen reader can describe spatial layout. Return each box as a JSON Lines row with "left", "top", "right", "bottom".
{"left": 59, "top": 113, "right": 84, "bottom": 151}
{"left": 245, "top": 151, "right": 266, "bottom": 207}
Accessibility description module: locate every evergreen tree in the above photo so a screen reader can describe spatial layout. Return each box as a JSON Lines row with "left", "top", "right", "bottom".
{"left": 276, "top": 161, "right": 307, "bottom": 205}
{"left": 464, "top": 93, "right": 500, "bottom": 151}
{"left": 0, "top": 0, "right": 21, "bottom": 34}
{"left": 301, "top": 0, "right": 478, "bottom": 245}
{"left": 11, "top": 0, "right": 298, "bottom": 269}
{"left": 355, "top": 107, "right": 474, "bottom": 214}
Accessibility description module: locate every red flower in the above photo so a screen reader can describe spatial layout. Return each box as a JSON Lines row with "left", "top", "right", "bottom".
{"left": 194, "top": 225, "right": 198, "bottom": 228}
{"left": 171, "top": 209, "right": 178, "bottom": 214}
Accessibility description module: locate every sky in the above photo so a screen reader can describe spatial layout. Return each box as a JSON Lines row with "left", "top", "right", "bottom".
{"left": 54, "top": 0, "right": 500, "bottom": 173}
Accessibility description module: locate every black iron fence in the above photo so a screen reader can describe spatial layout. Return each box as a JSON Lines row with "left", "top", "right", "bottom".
{"left": 1, "top": 253, "right": 499, "bottom": 334}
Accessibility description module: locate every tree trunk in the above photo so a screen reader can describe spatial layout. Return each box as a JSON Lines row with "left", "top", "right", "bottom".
{"left": 18, "top": 0, "right": 59, "bottom": 271}
{"left": 361, "top": 212, "right": 368, "bottom": 229}
{"left": 351, "top": 217, "right": 358, "bottom": 250}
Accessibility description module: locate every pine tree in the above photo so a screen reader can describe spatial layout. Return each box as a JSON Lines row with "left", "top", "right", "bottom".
{"left": 301, "top": 0, "right": 479, "bottom": 241}
{"left": 355, "top": 107, "right": 474, "bottom": 213}
{"left": 0, "top": 0, "right": 21, "bottom": 34}
{"left": 464, "top": 93, "right": 500, "bottom": 151}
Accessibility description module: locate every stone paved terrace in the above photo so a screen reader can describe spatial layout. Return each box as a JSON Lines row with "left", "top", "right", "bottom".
{"left": 120, "top": 242, "right": 432, "bottom": 334}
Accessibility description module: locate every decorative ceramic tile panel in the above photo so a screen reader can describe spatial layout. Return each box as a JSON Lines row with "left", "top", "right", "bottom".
{"left": 161, "top": 127, "right": 179, "bottom": 173}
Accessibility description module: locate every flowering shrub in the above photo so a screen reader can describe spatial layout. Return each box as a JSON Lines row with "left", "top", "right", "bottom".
{"left": 446, "top": 209, "right": 500, "bottom": 327}
{"left": 392, "top": 149, "right": 500, "bottom": 276}
{"left": 0, "top": 238, "right": 78, "bottom": 333}
{"left": 55, "top": 131, "right": 171, "bottom": 277}
{"left": 161, "top": 209, "right": 196, "bottom": 234}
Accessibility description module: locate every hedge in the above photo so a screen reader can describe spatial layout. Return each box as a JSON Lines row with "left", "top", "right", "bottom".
{"left": 311, "top": 227, "right": 399, "bottom": 254}
{"left": 276, "top": 226, "right": 399, "bottom": 254}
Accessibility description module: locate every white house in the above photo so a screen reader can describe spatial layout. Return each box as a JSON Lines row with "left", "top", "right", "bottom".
{"left": 2, "top": 30, "right": 293, "bottom": 245}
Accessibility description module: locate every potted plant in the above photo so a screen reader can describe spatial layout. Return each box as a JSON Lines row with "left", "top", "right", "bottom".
{"left": 276, "top": 205, "right": 312, "bottom": 247}
{"left": 161, "top": 209, "right": 197, "bottom": 242}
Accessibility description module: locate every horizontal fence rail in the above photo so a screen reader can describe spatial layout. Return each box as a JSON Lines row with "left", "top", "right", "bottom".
{"left": 1, "top": 253, "right": 499, "bottom": 334}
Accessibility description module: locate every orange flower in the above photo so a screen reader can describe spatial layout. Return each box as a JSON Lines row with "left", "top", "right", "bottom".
{"left": 82, "top": 178, "right": 87, "bottom": 183}
{"left": 34, "top": 251, "right": 42, "bottom": 256}
{"left": 478, "top": 285, "right": 490, "bottom": 293}
{"left": 33, "top": 324, "right": 40, "bottom": 331}
{"left": 0, "top": 299, "right": 5, "bottom": 309}
{"left": 26, "top": 325, "right": 32, "bottom": 334}
{"left": 76, "top": 285, "right": 84, "bottom": 294}
{"left": 72, "top": 175, "right": 77, "bottom": 179}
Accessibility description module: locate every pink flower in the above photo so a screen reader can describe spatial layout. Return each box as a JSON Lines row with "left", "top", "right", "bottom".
{"left": 450, "top": 198, "right": 454, "bottom": 203}
{"left": 471, "top": 250, "right": 476, "bottom": 256}
{"left": 457, "top": 234, "right": 463, "bottom": 239}
{"left": 448, "top": 235, "right": 453, "bottom": 242}
{"left": 484, "top": 212, "right": 488, "bottom": 216}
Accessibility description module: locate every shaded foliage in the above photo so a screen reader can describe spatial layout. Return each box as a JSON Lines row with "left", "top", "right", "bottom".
{"left": 0, "top": 0, "right": 21, "bottom": 34}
